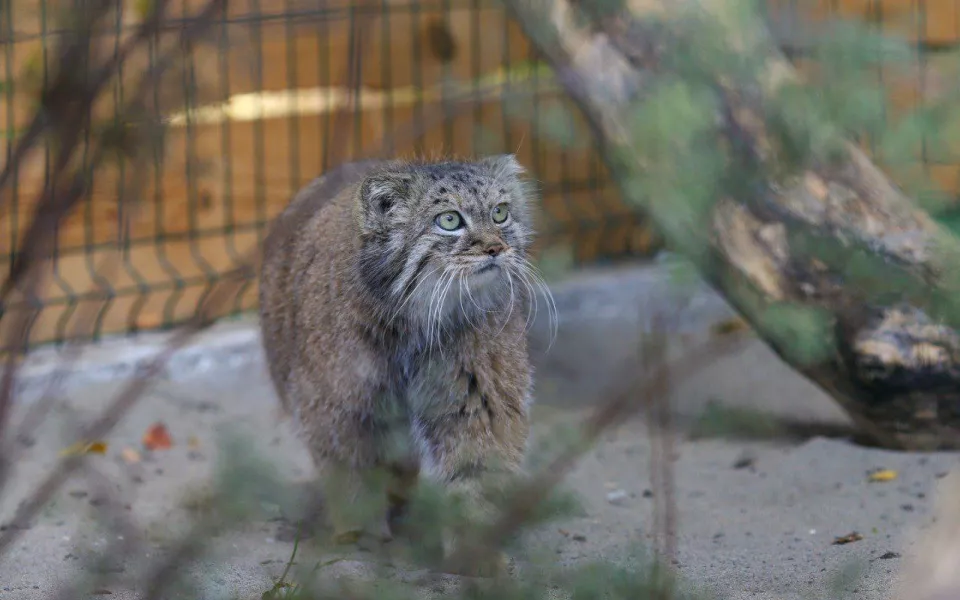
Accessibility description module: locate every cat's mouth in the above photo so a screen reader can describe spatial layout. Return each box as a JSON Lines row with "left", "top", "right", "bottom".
{"left": 474, "top": 262, "right": 500, "bottom": 275}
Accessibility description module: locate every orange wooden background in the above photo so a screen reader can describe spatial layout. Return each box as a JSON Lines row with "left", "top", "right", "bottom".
{"left": 1, "top": 0, "right": 958, "bottom": 348}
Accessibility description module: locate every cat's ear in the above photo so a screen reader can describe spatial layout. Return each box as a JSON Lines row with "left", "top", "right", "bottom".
{"left": 357, "top": 170, "right": 413, "bottom": 230}
{"left": 481, "top": 153, "right": 525, "bottom": 180}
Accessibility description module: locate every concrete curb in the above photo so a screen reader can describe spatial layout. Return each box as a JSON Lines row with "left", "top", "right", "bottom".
{"left": 13, "top": 258, "right": 739, "bottom": 399}
{"left": 13, "top": 317, "right": 268, "bottom": 400}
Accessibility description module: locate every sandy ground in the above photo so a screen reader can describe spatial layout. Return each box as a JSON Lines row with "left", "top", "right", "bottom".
{"left": 0, "top": 262, "right": 958, "bottom": 599}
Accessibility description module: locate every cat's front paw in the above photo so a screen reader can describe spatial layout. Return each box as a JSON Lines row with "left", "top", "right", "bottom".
{"left": 331, "top": 518, "right": 394, "bottom": 550}
{"left": 441, "top": 532, "right": 510, "bottom": 579}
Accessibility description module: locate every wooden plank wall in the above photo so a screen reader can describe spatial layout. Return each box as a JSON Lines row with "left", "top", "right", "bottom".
{"left": 1, "top": 0, "right": 958, "bottom": 348}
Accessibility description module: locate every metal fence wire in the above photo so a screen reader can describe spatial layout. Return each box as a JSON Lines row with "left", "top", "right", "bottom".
{"left": 0, "top": 0, "right": 956, "bottom": 351}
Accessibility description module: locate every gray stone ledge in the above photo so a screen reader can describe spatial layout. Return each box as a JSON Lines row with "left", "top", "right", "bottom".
{"left": 12, "top": 257, "right": 740, "bottom": 401}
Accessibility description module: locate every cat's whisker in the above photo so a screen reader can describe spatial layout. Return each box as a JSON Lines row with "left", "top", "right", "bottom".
{"left": 437, "top": 268, "right": 456, "bottom": 354}
{"left": 457, "top": 268, "right": 475, "bottom": 329}
{"left": 423, "top": 271, "right": 439, "bottom": 349}
{"left": 433, "top": 267, "right": 458, "bottom": 358}
{"left": 518, "top": 267, "right": 546, "bottom": 339}
{"left": 425, "top": 266, "right": 451, "bottom": 353}
{"left": 495, "top": 268, "right": 517, "bottom": 338}
{"left": 519, "top": 258, "right": 559, "bottom": 348}
{"left": 522, "top": 260, "right": 558, "bottom": 339}
{"left": 463, "top": 274, "right": 484, "bottom": 313}
{"left": 536, "top": 273, "right": 559, "bottom": 345}
{"left": 419, "top": 266, "right": 447, "bottom": 343}
{"left": 462, "top": 266, "right": 498, "bottom": 316}
{"left": 457, "top": 273, "right": 467, "bottom": 324}
{"left": 538, "top": 280, "right": 559, "bottom": 350}
{"left": 388, "top": 263, "right": 445, "bottom": 326}
{"left": 512, "top": 264, "right": 539, "bottom": 332}
{"left": 427, "top": 267, "right": 450, "bottom": 357}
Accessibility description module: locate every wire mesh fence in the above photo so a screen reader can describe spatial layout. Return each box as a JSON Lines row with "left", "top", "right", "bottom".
{"left": 0, "top": 0, "right": 957, "bottom": 351}
{"left": 0, "top": 0, "right": 654, "bottom": 351}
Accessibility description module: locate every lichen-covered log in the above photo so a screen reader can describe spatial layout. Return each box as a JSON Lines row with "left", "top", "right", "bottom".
{"left": 508, "top": 0, "right": 960, "bottom": 450}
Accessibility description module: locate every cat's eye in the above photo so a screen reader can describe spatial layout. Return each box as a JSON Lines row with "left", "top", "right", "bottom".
{"left": 491, "top": 203, "right": 509, "bottom": 224}
{"left": 436, "top": 211, "right": 464, "bottom": 231}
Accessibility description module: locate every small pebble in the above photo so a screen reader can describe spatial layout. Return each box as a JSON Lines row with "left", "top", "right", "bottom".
{"left": 733, "top": 451, "right": 756, "bottom": 470}
{"left": 606, "top": 489, "right": 629, "bottom": 505}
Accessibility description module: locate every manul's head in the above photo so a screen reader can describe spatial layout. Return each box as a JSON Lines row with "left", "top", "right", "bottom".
{"left": 355, "top": 154, "right": 539, "bottom": 335}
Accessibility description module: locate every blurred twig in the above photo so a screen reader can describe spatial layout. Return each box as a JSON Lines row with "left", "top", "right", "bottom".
{"left": 0, "top": 0, "right": 229, "bottom": 543}
{"left": 643, "top": 312, "right": 678, "bottom": 592}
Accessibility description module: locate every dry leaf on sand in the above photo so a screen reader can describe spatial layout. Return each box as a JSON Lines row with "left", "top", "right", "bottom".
{"left": 142, "top": 422, "right": 173, "bottom": 451}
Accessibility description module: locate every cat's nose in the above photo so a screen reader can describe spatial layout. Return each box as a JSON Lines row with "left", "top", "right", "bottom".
{"left": 485, "top": 243, "right": 504, "bottom": 257}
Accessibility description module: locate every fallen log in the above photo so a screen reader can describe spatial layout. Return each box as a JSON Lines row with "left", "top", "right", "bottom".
{"left": 507, "top": 0, "right": 960, "bottom": 450}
